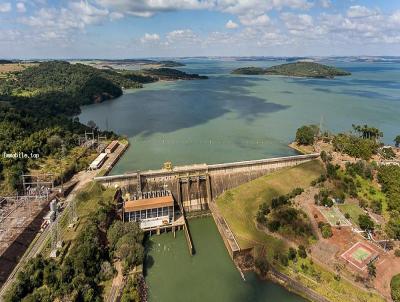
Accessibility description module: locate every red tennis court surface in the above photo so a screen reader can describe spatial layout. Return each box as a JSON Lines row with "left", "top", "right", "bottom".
{"left": 341, "top": 241, "right": 380, "bottom": 270}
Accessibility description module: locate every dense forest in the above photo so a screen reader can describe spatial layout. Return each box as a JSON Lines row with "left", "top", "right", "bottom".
{"left": 0, "top": 61, "right": 143, "bottom": 104}
{"left": 232, "top": 62, "right": 351, "bottom": 78}
{"left": 0, "top": 61, "right": 131, "bottom": 192}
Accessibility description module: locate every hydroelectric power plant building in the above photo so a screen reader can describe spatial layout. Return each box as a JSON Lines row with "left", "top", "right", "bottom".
{"left": 123, "top": 190, "right": 175, "bottom": 230}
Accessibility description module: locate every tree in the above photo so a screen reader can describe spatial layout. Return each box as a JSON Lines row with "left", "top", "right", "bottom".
{"left": 358, "top": 214, "right": 374, "bottom": 232}
{"left": 288, "top": 248, "right": 297, "bottom": 260}
{"left": 321, "top": 224, "right": 333, "bottom": 238}
{"left": 367, "top": 262, "right": 376, "bottom": 278}
{"left": 352, "top": 124, "right": 383, "bottom": 141}
{"left": 298, "top": 245, "right": 307, "bottom": 258}
{"left": 255, "top": 257, "right": 269, "bottom": 277}
{"left": 391, "top": 274, "right": 400, "bottom": 302}
{"left": 296, "top": 125, "right": 319, "bottom": 145}
{"left": 395, "top": 136, "right": 400, "bottom": 148}
{"left": 87, "top": 120, "right": 97, "bottom": 129}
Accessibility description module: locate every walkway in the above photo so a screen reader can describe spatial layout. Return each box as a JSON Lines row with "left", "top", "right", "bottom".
{"left": 208, "top": 201, "right": 240, "bottom": 257}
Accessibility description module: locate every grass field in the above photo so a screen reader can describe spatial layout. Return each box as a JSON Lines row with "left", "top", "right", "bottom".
{"left": 216, "top": 160, "right": 385, "bottom": 302}
{"left": 338, "top": 203, "right": 366, "bottom": 227}
{"left": 216, "top": 160, "right": 324, "bottom": 251}
{"left": 319, "top": 206, "right": 351, "bottom": 226}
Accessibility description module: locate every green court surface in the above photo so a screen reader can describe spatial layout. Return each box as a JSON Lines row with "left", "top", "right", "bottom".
{"left": 319, "top": 206, "right": 351, "bottom": 226}
{"left": 351, "top": 248, "right": 371, "bottom": 262}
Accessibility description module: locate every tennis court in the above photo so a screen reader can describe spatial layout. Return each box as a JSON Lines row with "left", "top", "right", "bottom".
{"left": 341, "top": 242, "right": 379, "bottom": 270}
{"left": 319, "top": 206, "right": 351, "bottom": 227}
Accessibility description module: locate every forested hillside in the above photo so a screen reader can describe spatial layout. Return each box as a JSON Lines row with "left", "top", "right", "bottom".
{"left": 0, "top": 61, "right": 208, "bottom": 193}
{"left": 232, "top": 62, "right": 351, "bottom": 78}
{"left": 0, "top": 61, "right": 142, "bottom": 104}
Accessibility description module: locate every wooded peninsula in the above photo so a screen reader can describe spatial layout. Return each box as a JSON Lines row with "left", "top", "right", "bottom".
{"left": 232, "top": 61, "right": 351, "bottom": 78}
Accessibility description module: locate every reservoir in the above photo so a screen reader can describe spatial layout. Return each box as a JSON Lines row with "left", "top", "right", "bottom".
{"left": 79, "top": 59, "right": 400, "bottom": 173}
{"left": 79, "top": 58, "right": 400, "bottom": 301}
{"left": 146, "top": 217, "right": 306, "bottom": 302}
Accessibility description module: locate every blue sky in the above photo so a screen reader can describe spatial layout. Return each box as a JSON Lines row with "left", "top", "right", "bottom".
{"left": 0, "top": 0, "right": 399, "bottom": 58}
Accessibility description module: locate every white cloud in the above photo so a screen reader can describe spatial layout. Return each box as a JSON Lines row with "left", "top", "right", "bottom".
{"left": 140, "top": 33, "right": 160, "bottom": 43}
{"left": 389, "top": 11, "right": 400, "bottom": 25}
{"left": 0, "top": 2, "right": 11, "bottom": 13}
{"left": 239, "top": 14, "right": 270, "bottom": 26}
{"left": 110, "top": 11, "right": 124, "bottom": 20}
{"left": 69, "top": 1, "right": 109, "bottom": 25}
{"left": 166, "top": 29, "right": 198, "bottom": 43}
{"left": 16, "top": 2, "right": 27, "bottom": 13}
{"left": 225, "top": 20, "right": 238, "bottom": 29}
{"left": 93, "top": 0, "right": 313, "bottom": 18}
{"left": 217, "top": 0, "right": 313, "bottom": 15}
{"left": 347, "top": 5, "right": 377, "bottom": 18}
{"left": 281, "top": 12, "right": 313, "bottom": 31}
{"left": 319, "top": 0, "right": 331, "bottom": 8}
{"left": 96, "top": 0, "right": 213, "bottom": 17}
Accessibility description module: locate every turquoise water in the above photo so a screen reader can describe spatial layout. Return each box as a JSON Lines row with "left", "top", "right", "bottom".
{"left": 79, "top": 59, "right": 400, "bottom": 174}
{"left": 146, "top": 217, "right": 306, "bottom": 302}
{"left": 78, "top": 58, "right": 399, "bottom": 301}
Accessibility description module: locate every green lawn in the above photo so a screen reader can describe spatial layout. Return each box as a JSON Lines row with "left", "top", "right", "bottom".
{"left": 216, "top": 160, "right": 324, "bottom": 252}
{"left": 338, "top": 203, "right": 366, "bottom": 227}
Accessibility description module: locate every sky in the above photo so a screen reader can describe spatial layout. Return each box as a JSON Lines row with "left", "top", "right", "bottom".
{"left": 0, "top": 0, "right": 400, "bottom": 58}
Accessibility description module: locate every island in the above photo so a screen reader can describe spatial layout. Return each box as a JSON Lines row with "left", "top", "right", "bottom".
{"left": 141, "top": 68, "right": 208, "bottom": 80}
{"left": 232, "top": 61, "right": 351, "bottom": 78}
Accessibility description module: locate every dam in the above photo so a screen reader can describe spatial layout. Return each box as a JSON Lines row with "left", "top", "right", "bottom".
{"left": 94, "top": 153, "right": 319, "bottom": 209}
{"left": 95, "top": 153, "right": 319, "bottom": 257}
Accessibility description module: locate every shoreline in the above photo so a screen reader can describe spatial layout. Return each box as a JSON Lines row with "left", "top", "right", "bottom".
{"left": 288, "top": 141, "right": 315, "bottom": 155}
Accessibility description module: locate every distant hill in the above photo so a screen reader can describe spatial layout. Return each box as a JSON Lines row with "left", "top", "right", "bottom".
{"left": 0, "top": 61, "right": 142, "bottom": 104}
{"left": 232, "top": 62, "right": 351, "bottom": 78}
{"left": 142, "top": 68, "right": 208, "bottom": 80}
{"left": 158, "top": 60, "right": 185, "bottom": 67}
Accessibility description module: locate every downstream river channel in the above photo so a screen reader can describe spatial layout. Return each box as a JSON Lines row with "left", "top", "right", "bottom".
{"left": 79, "top": 58, "right": 400, "bottom": 301}
{"left": 145, "top": 217, "right": 305, "bottom": 302}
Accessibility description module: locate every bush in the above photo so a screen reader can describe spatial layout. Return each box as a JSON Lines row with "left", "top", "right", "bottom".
{"left": 370, "top": 200, "right": 382, "bottom": 214}
{"left": 288, "top": 248, "right": 297, "bottom": 260}
{"left": 358, "top": 214, "right": 374, "bottom": 231}
{"left": 279, "top": 254, "right": 289, "bottom": 266}
{"left": 321, "top": 224, "right": 333, "bottom": 238}
{"left": 395, "top": 249, "right": 400, "bottom": 257}
{"left": 298, "top": 245, "right": 307, "bottom": 258}
{"left": 392, "top": 274, "right": 400, "bottom": 302}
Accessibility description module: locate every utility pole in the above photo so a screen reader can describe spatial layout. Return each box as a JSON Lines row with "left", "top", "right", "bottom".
{"left": 60, "top": 142, "right": 66, "bottom": 193}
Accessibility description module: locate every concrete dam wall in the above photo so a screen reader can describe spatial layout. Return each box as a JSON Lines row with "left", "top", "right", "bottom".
{"left": 94, "top": 154, "right": 319, "bottom": 212}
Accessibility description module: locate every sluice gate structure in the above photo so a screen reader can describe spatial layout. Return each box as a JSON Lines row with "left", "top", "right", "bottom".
{"left": 96, "top": 154, "right": 319, "bottom": 257}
